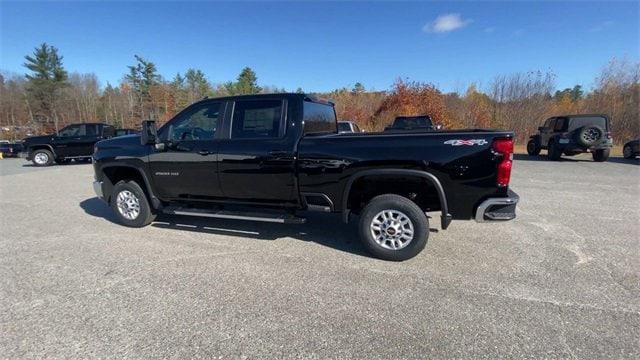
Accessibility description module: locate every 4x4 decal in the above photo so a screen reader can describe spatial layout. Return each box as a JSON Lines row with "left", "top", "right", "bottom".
{"left": 444, "top": 139, "right": 488, "bottom": 146}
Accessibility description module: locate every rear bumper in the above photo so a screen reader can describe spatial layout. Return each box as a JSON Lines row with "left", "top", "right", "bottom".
{"left": 557, "top": 138, "right": 613, "bottom": 151}
{"left": 93, "top": 181, "right": 105, "bottom": 200}
{"left": 475, "top": 189, "right": 519, "bottom": 222}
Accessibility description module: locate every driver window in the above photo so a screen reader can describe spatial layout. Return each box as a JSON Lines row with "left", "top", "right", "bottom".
{"left": 169, "top": 102, "right": 221, "bottom": 141}
{"left": 542, "top": 118, "right": 552, "bottom": 129}
{"left": 58, "top": 125, "right": 82, "bottom": 137}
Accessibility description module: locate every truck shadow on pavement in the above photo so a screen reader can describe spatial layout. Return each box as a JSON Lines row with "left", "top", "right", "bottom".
{"left": 80, "top": 197, "right": 376, "bottom": 257}
{"left": 513, "top": 153, "right": 639, "bottom": 164}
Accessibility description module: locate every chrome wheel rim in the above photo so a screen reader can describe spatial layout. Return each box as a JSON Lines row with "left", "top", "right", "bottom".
{"left": 34, "top": 152, "right": 48, "bottom": 165}
{"left": 370, "top": 209, "right": 414, "bottom": 250}
{"left": 116, "top": 190, "right": 140, "bottom": 220}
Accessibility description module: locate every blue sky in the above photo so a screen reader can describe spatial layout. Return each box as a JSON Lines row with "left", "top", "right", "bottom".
{"left": 1, "top": 1, "right": 638, "bottom": 93}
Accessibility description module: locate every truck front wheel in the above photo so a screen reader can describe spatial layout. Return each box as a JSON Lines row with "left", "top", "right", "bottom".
{"left": 32, "top": 149, "right": 54, "bottom": 166}
{"left": 358, "top": 194, "right": 429, "bottom": 261}
{"left": 111, "top": 180, "right": 156, "bottom": 227}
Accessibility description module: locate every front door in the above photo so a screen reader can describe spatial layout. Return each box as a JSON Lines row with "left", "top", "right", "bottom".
{"left": 149, "top": 101, "right": 225, "bottom": 200}
{"left": 217, "top": 99, "right": 297, "bottom": 204}
{"left": 53, "top": 124, "right": 84, "bottom": 157}
{"left": 540, "top": 118, "right": 555, "bottom": 145}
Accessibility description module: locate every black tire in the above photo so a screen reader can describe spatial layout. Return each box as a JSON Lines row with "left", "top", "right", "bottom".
{"left": 527, "top": 139, "right": 541, "bottom": 156}
{"left": 592, "top": 148, "right": 610, "bottom": 162}
{"left": 358, "top": 194, "right": 429, "bottom": 261}
{"left": 547, "top": 141, "right": 561, "bottom": 161}
{"left": 623, "top": 145, "right": 633, "bottom": 159}
{"left": 111, "top": 180, "right": 156, "bottom": 227}
{"left": 31, "top": 149, "right": 54, "bottom": 166}
{"left": 576, "top": 125, "right": 604, "bottom": 147}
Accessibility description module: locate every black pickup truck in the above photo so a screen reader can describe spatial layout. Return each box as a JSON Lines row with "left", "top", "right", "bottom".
{"left": 384, "top": 115, "right": 440, "bottom": 133}
{"left": 92, "top": 94, "right": 519, "bottom": 261}
{"left": 23, "top": 123, "right": 115, "bottom": 166}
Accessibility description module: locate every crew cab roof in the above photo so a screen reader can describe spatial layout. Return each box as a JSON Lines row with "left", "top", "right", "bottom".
{"left": 188, "top": 93, "right": 334, "bottom": 106}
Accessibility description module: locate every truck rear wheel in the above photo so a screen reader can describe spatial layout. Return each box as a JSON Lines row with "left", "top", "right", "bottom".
{"left": 547, "top": 141, "right": 561, "bottom": 161}
{"left": 358, "top": 194, "right": 429, "bottom": 261}
{"left": 527, "top": 139, "right": 541, "bottom": 156}
{"left": 111, "top": 180, "right": 156, "bottom": 227}
{"left": 592, "top": 148, "right": 610, "bottom": 162}
{"left": 32, "top": 149, "right": 54, "bottom": 166}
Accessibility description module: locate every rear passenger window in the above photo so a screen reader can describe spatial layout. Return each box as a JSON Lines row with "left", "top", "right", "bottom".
{"left": 303, "top": 101, "right": 337, "bottom": 135}
{"left": 554, "top": 118, "right": 567, "bottom": 132}
{"left": 232, "top": 100, "right": 283, "bottom": 139}
{"left": 84, "top": 124, "right": 98, "bottom": 136}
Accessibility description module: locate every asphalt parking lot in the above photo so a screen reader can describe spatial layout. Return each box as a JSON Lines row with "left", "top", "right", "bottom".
{"left": 1, "top": 155, "right": 639, "bottom": 358}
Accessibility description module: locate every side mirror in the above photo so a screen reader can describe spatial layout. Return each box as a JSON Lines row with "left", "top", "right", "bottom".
{"left": 141, "top": 120, "right": 157, "bottom": 145}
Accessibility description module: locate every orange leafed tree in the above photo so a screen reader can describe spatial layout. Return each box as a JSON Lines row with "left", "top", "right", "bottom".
{"left": 372, "top": 79, "right": 454, "bottom": 131}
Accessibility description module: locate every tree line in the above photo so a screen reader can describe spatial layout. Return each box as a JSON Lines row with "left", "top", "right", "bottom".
{"left": 1, "top": 43, "right": 638, "bottom": 143}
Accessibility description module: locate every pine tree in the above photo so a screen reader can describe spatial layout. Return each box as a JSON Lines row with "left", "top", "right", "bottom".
{"left": 23, "top": 43, "right": 68, "bottom": 132}
{"left": 125, "top": 55, "right": 161, "bottom": 119}
{"left": 352, "top": 82, "right": 365, "bottom": 94}
{"left": 225, "top": 67, "right": 262, "bottom": 95}
{"left": 184, "top": 68, "right": 212, "bottom": 102}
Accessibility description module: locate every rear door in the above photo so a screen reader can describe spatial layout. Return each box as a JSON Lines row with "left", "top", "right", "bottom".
{"left": 148, "top": 100, "right": 225, "bottom": 200}
{"left": 217, "top": 98, "right": 297, "bottom": 203}
{"left": 76, "top": 124, "right": 102, "bottom": 156}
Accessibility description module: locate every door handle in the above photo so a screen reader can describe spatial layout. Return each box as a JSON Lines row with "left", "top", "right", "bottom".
{"left": 197, "top": 150, "right": 211, "bottom": 156}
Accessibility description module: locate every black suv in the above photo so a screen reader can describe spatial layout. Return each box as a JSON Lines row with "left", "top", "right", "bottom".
{"left": 23, "top": 123, "right": 115, "bottom": 166}
{"left": 527, "top": 114, "right": 613, "bottom": 162}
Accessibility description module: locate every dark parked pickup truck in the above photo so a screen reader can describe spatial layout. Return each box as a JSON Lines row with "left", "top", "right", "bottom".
{"left": 92, "top": 93, "right": 519, "bottom": 260}
{"left": 23, "top": 122, "right": 115, "bottom": 166}
{"left": 384, "top": 115, "right": 440, "bottom": 133}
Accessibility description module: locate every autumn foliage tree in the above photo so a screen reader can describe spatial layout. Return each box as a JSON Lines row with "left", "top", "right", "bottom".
{"left": 372, "top": 79, "right": 452, "bottom": 131}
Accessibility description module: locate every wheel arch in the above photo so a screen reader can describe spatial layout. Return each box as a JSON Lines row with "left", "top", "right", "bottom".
{"left": 100, "top": 164, "right": 161, "bottom": 209}
{"left": 341, "top": 169, "right": 451, "bottom": 229}
{"left": 28, "top": 144, "right": 56, "bottom": 157}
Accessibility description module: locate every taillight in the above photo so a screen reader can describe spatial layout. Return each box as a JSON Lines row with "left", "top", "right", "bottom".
{"left": 493, "top": 138, "right": 513, "bottom": 187}
{"left": 606, "top": 132, "right": 612, "bottom": 139}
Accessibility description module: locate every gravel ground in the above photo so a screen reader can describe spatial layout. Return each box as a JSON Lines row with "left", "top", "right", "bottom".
{"left": 1, "top": 155, "right": 639, "bottom": 358}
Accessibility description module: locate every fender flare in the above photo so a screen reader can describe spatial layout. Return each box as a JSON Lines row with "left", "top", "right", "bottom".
{"left": 28, "top": 144, "right": 56, "bottom": 157}
{"left": 341, "top": 169, "right": 451, "bottom": 229}
{"left": 100, "top": 164, "right": 161, "bottom": 209}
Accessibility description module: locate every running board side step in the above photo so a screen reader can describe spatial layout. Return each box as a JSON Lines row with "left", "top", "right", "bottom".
{"left": 162, "top": 207, "right": 307, "bottom": 224}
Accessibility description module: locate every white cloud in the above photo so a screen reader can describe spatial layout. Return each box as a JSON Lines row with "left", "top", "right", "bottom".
{"left": 423, "top": 13, "right": 472, "bottom": 33}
